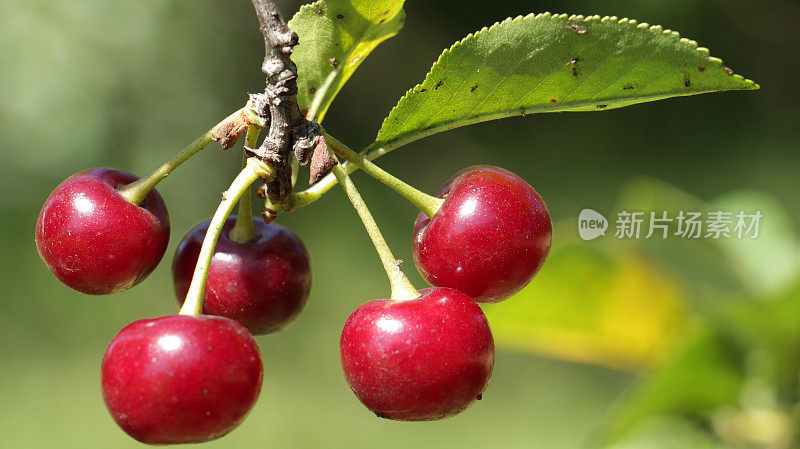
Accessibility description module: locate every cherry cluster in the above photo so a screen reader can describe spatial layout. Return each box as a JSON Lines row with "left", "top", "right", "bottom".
{"left": 36, "top": 159, "right": 551, "bottom": 443}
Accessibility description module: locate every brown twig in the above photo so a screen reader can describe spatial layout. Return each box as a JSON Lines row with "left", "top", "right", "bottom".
{"left": 249, "top": 0, "right": 322, "bottom": 205}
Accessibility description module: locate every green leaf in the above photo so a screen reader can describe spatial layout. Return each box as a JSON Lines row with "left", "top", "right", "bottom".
{"left": 289, "top": 0, "right": 405, "bottom": 122}
{"left": 484, "top": 245, "right": 691, "bottom": 372}
{"left": 373, "top": 13, "right": 759, "bottom": 150}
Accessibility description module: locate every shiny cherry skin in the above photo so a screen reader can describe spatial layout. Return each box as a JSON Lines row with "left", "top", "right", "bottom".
{"left": 340, "top": 287, "right": 494, "bottom": 421}
{"left": 172, "top": 217, "right": 311, "bottom": 335}
{"left": 101, "top": 314, "right": 263, "bottom": 445}
{"left": 413, "top": 166, "right": 552, "bottom": 303}
{"left": 35, "top": 168, "right": 170, "bottom": 295}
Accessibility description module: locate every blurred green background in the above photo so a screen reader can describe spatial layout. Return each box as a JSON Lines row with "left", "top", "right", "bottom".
{"left": 1, "top": 0, "right": 798, "bottom": 447}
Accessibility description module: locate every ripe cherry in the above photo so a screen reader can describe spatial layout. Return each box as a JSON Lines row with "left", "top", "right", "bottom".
{"left": 413, "top": 166, "right": 552, "bottom": 303}
{"left": 35, "top": 168, "right": 170, "bottom": 295}
{"left": 340, "top": 287, "right": 494, "bottom": 421}
{"left": 101, "top": 314, "right": 263, "bottom": 445}
{"left": 172, "top": 216, "right": 311, "bottom": 335}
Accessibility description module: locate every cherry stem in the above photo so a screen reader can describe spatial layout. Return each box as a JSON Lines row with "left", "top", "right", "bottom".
{"left": 329, "top": 159, "right": 419, "bottom": 301}
{"left": 118, "top": 108, "right": 245, "bottom": 205}
{"left": 228, "top": 126, "right": 262, "bottom": 244}
{"left": 179, "top": 157, "right": 276, "bottom": 316}
{"left": 324, "top": 133, "right": 444, "bottom": 218}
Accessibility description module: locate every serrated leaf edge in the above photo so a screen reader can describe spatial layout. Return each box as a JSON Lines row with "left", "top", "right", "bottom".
{"left": 374, "top": 12, "right": 759, "bottom": 145}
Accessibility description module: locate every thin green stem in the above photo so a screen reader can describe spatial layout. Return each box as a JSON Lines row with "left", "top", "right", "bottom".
{"left": 118, "top": 108, "right": 244, "bottom": 205}
{"left": 228, "top": 126, "right": 262, "bottom": 244}
{"left": 329, "top": 162, "right": 419, "bottom": 301}
{"left": 324, "top": 133, "right": 443, "bottom": 218}
{"left": 179, "top": 158, "right": 275, "bottom": 316}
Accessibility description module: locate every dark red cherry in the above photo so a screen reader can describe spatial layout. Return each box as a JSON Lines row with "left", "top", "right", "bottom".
{"left": 35, "top": 168, "right": 170, "bottom": 295}
{"left": 413, "top": 166, "right": 552, "bottom": 303}
{"left": 172, "top": 217, "right": 311, "bottom": 335}
{"left": 101, "top": 314, "right": 263, "bottom": 445}
{"left": 340, "top": 287, "right": 494, "bottom": 421}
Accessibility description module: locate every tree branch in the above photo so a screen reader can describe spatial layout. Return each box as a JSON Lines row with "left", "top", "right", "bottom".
{"left": 249, "top": 0, "right": 322, "bottom": 205}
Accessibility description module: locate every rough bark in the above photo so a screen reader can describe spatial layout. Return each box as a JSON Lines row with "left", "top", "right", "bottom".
{"left": 250, "top": 0, "right": 322, "bottom": 204}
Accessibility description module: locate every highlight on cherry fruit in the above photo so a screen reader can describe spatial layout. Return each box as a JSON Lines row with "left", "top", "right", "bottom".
{"left": 31, "top": 0, "right": 761, "bottom": 445}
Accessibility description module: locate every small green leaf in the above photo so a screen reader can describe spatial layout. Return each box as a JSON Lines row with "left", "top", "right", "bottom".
{"left": 373, "top": 13, "right": 759, "bottom": 150}
{"left": 289, "top": 0, "right": 405, "bottom": 122}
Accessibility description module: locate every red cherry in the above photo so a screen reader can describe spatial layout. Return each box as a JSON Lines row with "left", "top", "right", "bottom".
{"left": 101, "top": 314, "right": 263, "bottom": 445}
{"left": 35, "top": 168, "right": 170, "bottom": 295}
{"left": 340, "top": 287, "right": 494, "bottom": 421}
{"left": 172, "top": 217, "right": 311, "bottom": 335}
{"left": 413, "top": 166, "right": 552, "bottom": 303}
